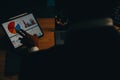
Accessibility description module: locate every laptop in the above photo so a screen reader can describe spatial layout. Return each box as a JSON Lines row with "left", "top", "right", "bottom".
{"left": 1, "top": 13, "right": 44, "bottom": 50}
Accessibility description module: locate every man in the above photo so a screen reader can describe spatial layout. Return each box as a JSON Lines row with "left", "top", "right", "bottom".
{"left": 18, "top": 0, "right": 120, "bottom": 80}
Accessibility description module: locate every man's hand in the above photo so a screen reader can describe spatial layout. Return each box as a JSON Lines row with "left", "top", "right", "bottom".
{"left": 17, "top": 29, "right": 40, "bottom": 49}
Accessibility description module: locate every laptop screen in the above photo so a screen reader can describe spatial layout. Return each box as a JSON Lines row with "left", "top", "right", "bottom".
{"left": 2, "top": 13, "right": 43, "bottom": 48}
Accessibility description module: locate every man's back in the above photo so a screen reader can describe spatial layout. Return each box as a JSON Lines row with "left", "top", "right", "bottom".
{"left": 63, "top": 20, "right": 120, "bottom": 78}
{"left": 19, "top": 19, "right": 120, "bottom": 80}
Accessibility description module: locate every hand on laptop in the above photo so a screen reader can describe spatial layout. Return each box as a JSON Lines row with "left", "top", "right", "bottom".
{"left": 17, "top": 29, "right": 40, "bottom": 49}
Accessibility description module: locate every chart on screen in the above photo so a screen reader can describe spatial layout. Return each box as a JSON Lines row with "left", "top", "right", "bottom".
{"left": 8, "top": 21, "right": 21, "bottom": 34}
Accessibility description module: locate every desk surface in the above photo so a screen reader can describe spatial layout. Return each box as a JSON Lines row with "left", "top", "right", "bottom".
{"left": 37, "top": 18, "right": 55, "bottom": 50}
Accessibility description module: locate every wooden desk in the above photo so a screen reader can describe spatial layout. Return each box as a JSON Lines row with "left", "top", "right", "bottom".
{"left": 37, "top": 18, "right": 55, "bottom": 50}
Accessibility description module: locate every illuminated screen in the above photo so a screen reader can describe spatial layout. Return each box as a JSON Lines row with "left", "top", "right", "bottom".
{"left": 2, "top": 13, "right": 43, "bottom": 48}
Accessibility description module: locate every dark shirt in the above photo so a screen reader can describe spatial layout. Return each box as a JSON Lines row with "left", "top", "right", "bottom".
{"left": 19, "top": 19, "right": 120, "bottom": 80}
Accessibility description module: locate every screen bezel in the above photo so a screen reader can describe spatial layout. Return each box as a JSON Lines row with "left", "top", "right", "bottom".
{"left": 1, "top": 13, "right": 44, "bottom": 50}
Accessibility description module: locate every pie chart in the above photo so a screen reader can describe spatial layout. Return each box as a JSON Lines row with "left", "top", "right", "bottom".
{"left": 8, "top": 21, "right": 21, "bottom": 34}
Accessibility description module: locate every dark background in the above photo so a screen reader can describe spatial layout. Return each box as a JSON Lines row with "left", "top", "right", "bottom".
{"left": 0, "top": 0, "right": 119, "bottom": 21}
{"left": 0, "top": 0, "right": 47, "bottom": 20}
